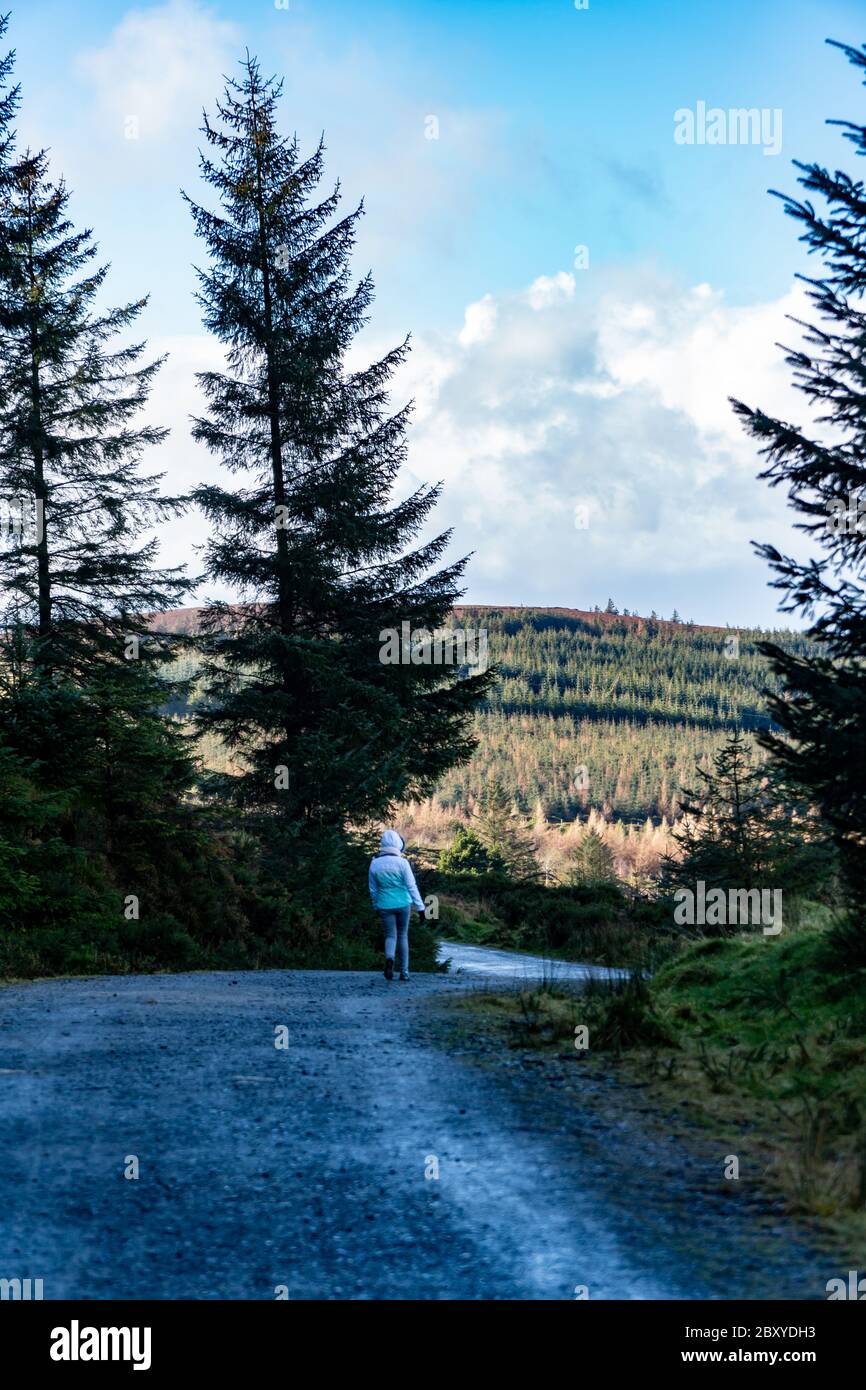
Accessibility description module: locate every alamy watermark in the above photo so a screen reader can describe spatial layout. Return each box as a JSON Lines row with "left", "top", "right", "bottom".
{"left": 379, "top": 621, "right": 488, "bottom": 672}
{"left": 673, "top": 881, "right": 783, "bottom": 935}
{"left": 826, "top": 1271, "right": 866, "bottom": 1300}
{"left": 0, "top": 496, "right": 43, "bottom": 545}
{"left": 50, "top": 1322, "right": 151, "bottom": 1371}
{"left": 1, "top": 1276, "right": 43, "bottom": 1299}
{"left": 826, "top": 489, "right": 866, "bottom": 535}
{"left": 674, "top": 102, "right": 782, "bottom": 156}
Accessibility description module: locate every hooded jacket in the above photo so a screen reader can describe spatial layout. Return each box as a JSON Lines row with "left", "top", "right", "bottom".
{"left": 369, "top": 830, "right": 426, "bottom": 912}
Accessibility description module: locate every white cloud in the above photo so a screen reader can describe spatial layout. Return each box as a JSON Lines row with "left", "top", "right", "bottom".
{"left": 66, "top": 0, "right": 511, "bottom": 324}
{"left": 596, "top": 277, "right": 805, "bottom": 443}
{"left": 459, "top": 295, "right": 497, "bottom": 348}
{"left": 142, "top": 270, "right": 815, "bottom": 628}
{"left": 76, "top": 0, "right": 239, "bottom": 144}
{"left": 525, "top": 272, "right": 576, "bottom": 310}
{"left": 387, "top": 267, "right": 814, "bottom": 624}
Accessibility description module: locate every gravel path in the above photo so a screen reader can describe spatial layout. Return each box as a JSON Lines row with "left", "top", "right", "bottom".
{"left": 0, "top": 955, "right": 832, "bottom": 1300}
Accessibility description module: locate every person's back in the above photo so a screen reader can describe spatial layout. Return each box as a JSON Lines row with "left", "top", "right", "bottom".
{"left": 369, "top": 829, "right": 425, "bottom": 981}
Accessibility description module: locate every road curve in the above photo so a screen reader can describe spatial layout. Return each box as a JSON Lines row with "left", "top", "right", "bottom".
{"left": 0, "top": 957, "right": 830, "bottom": 1299}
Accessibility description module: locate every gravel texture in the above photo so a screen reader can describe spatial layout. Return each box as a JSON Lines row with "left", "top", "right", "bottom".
{"left": 0, "top": 953, "right": 833, "bottom": 1300}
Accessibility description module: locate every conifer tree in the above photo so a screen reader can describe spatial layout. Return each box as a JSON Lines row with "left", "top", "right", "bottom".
{"left": 0, "top": 142, "right": 186, "bottom": 680}
{"left": 438, "top": 823, "right": 504, "bottom": 876}
{"left": 0, "top": 140, "right": 192, "bottom": 895}
{"left": 0, "top": 19, "right": 208, "bottom": 944}
{"left": 662, "top": 731, "right": 832, "bottom": 907}
{"left": 732, "top": 40, "right": 866, "bottom": 951}
{"left": 473, "top": 781, "right": 538, "bottom": 879}
{"left": 567, "top": 826, "right": 616, "bottom": 887}
{"left": 0, "top": 15, "right": 16, "bottom": 177}
{"left": 184, "top": 56, "right": 491, "bottom": 827}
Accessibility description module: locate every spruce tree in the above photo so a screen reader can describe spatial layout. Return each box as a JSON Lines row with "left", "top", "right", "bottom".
{"left": 438, "top": 823, "right": 504, "bottom": 876}
{"left": 732, "top": 40, "right": 866, "bottom": 951}
{"left": 0, "top": 25, "right": 210, "bottom": 946}
{"left": 0, "top": 14, "right": 16, "bottom": 180}
{"left": 473, "top": 782, "right": 538, "bottom": 879}
{"left": 567, "top": 827, "right": 616, "bottom": 887}
{"left": 662, "top": 731, "right": 832, "bottom": 909}
{"left": 0, "top": 146, "right": 187, "bottom": 681}
{"left": 184, "top": 56, "right": 491, "bottom": 827}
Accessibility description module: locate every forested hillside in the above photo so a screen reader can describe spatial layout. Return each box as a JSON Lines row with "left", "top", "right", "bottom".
{"left": 439, "top": 607, "right": 809, "bottom": 823}
{"left": 156, "top": 604, "right": 808, "bottom": 826}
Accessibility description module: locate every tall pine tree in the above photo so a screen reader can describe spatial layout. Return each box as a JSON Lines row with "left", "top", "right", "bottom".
{"left": 0, "top": 144, "right": 187, "bottom": 680}
{"left": 0, "top": 20, "right": 214, "bottom": 945}
{"left": 184, "top": 56, "right": 491, "bottom": 828}
{"left": 0, "top": 14, "right": 16, "bottom": 186}
{"left": 732, "top": 40, "right": 866, "bottom": 953}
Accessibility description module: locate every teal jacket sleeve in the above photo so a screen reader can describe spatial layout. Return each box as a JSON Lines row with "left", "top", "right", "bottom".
{"left": 401, "top": 858, "right": 426, "bottom": 912}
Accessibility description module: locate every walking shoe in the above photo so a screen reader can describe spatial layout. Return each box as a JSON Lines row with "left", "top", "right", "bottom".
{"left": 384, "top": 957, "right": 394, "bottom": 981}
{"left": 399, "top": 972, "right": 410, "bottom": 982}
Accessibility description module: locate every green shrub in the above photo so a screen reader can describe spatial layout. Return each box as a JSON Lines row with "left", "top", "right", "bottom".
{"left": 438, "top": 825, "right": 505, "bottom": 875}
{"left": 579, "top": 971, "right": 674, "bottom": 1051}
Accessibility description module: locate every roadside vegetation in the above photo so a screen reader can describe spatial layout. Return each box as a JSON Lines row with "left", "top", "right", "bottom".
{"left": 428, "top": 872, "right": 671, "bottom": 970}
{"left": 462, "top": 910, "right": 866, "bottom": 1250}
{"left": 0, "top": 820, "right": 441, "bottom": 979}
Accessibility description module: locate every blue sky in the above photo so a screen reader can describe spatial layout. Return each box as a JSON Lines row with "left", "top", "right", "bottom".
{"left": 9, "top": 0, "right": 866, "bottom": 624}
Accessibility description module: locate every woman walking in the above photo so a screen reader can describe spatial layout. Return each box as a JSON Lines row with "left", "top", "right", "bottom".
{"left": 369, "top": 829, "right": 426, "bottom": 981}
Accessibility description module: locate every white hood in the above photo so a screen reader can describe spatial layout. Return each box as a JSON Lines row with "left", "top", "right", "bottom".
{"left": 379, "top": 829, "right": 404, "bottom": 854}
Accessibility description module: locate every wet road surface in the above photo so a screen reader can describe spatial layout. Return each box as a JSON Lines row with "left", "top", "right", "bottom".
{"left": 0, "top": 954, "right": 831, "bottom": 1299}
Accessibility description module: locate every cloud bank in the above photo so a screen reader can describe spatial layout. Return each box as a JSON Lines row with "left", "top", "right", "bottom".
{"left": 148, "top": 265, "right": 810, "bottom": 628}
{"left": 384, "top": 266, "right": 810, "bottom": 625}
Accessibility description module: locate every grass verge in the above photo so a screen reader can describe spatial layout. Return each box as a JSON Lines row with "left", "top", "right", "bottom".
{"left": 456, "top": 907, "right": 866, "bottom": 1254}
